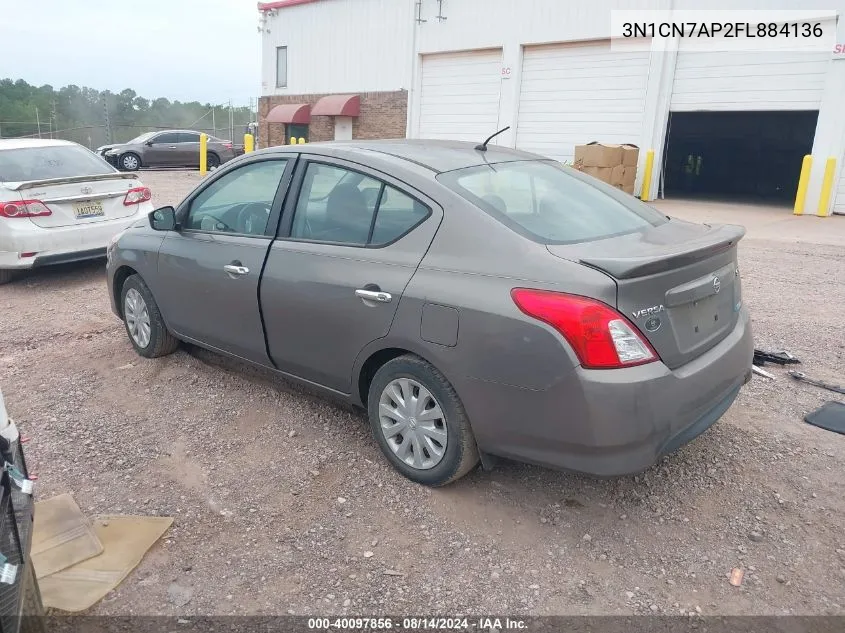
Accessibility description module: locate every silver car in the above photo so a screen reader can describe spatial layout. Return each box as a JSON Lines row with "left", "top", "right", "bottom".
{"left": 106, "top": 140, "right": 753, "bottom": 486}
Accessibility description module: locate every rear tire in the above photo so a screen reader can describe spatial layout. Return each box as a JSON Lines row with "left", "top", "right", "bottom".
{"left": 120, "top": 274, "right": 179, "bottom": 358}
{"left": 120, "top": 153, "right": 141, "bottom": 171}
{"left": 367, "top": 355, "right": 479, "bottom": 486}
{"left": 0, "top": 269, "right": 15, "bottom": 285}
{"left": 207, "top": 152, "right": 220, "bottom": 169}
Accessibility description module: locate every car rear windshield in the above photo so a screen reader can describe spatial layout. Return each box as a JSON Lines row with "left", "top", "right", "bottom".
{"left": 0, "top": 145, "right": 115, "bottom": 182}
{"left": 438, "top": 160, "right": 667, "bottom": 245}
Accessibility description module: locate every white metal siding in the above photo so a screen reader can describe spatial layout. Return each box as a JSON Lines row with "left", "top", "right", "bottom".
{"left": 260, "top": 0, "right": 413, "bottom": 95}
{"left": 671, "top": 50, "right": 830, "bottom": 111}
{"left": 417, "top": 50, "right": 503, "bottom": 141}
{"left": 515, "top": 41, "right": 650, "bottom": 163}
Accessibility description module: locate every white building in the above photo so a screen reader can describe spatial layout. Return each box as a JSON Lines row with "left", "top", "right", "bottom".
{"left": 259, "top": 0, "right": 845, "bottom": 215}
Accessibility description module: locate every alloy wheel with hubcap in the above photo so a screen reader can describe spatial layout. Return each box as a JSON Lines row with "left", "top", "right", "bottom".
{"left": 121, "top": 154, "right": 140, "bottom": 170}
{"left": 124, "top": 287, "right": 151, "bottom": 349}
{"left": 378, "top": 377, "right": 448, "bottom": 470}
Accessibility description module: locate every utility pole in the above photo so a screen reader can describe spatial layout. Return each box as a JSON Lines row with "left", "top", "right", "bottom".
{"left": 102, "top": 98, "right": 112, "bottom": 144}
{"left": 51, "top": 99, "right": 57, "bottom": 139}
{"left": 35, "top": 107, "right": 42, "bottom": 138}
{"left": 211, "top": 106, "right": 216, "bottom": 137}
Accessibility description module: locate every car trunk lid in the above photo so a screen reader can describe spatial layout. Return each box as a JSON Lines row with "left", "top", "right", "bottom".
{"left": 8, "top": 173, "right": 143, "bottom": 228}
{"left": 547, "top": 219, "right": 745, "bottom": 369}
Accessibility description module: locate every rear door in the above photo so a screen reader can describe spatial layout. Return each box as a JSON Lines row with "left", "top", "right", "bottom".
{"left": 261, "top": 157, "right": 440, "bottom": 393}
{"left": 154, "top": 157, "right": 294, "bottom": 362}
{"left": 145, "top": 132, "right": 181, "bottom": 167}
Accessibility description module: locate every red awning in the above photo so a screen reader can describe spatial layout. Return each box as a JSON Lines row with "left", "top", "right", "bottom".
{"left": 311, "top": 94, "right": 360, "bottom": 117}
{"left": 266, "top": 103, "right": 311, "bottom": 124}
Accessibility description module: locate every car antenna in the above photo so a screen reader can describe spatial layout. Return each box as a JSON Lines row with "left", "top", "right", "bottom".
{"left": 474, "top": 126, "right": 510, "bottom": 152}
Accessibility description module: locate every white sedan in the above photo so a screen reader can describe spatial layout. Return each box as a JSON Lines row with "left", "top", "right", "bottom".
{"left": 0, "top": 138, "right": 154, "bottom": 284}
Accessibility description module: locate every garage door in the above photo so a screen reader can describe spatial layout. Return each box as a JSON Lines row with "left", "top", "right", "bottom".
{"left": 834, "top": 165, "right": 845, "bottom": 215}
{"left": 671, "top": 50, "right": 829, "bottom": 111}
{"left": 416, "top": 49, "right": 502, "bottom": 141}
{"left": 515, "top": 41, "right": 650, "bottom": 163}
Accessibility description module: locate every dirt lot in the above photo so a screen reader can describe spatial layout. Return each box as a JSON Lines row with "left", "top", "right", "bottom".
{"left": 1, "top": 169, "right": 844, "bottom": 617}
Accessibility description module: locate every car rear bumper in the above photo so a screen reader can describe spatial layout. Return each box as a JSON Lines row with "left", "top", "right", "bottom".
{"left": 463, "top": 307, "right": 754, "bottom": 476}
{"left": 0, "top": 206, "right": 150, "bottom": 270}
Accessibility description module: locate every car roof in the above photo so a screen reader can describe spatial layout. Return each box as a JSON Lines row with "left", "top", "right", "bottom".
{"left": 260, "top": 139, "right": 543, "bottom": 174}
{"left": 0, "top": 138, "right": 78, "bottom": 150}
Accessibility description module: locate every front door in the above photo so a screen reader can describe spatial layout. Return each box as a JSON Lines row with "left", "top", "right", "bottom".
{"left": 262, "top": 158, "right": 440, "bottom": 393}
{"left": 144, "top": 132, "right": 181, "bottom": 167}
{"left": 176, "top": 131, "right": 201, "bottom": 167}
{"left": 155, "top": 157, "right": 294, "bottom": 363}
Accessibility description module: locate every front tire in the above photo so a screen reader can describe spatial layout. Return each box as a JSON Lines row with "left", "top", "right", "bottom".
{"left": 120, "top": 153, "right": 141, "bottom": 171}
{"left": 120, "top": 274, "right": 178, "bottom": 358}
{"left": 367, "top": 355, "right": 479, "bottom": 486}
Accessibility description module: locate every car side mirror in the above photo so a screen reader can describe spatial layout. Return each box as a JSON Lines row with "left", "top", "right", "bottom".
{"left": 145, "top": 140, "right": 154, "bottom": 146}
{"left": 149, "top": 206, "right": 177, "bottom": 231}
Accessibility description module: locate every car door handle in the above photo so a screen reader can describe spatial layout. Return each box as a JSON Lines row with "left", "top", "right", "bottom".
{"left": 224, "top": 264, "right": 249, "bottom": 276}
{"left": 168, "top": 145, "right": 177, "bottom": 149}
{"left": 355, "top": 289, "right": 392, "bottom": 303}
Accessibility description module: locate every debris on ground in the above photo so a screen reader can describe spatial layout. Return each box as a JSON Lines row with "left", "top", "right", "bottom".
{"left": 753, "top": 349, "right": 800, "bottom": 367}
{"left": 729, "top": 568, "right": 744, "bottom": 587}
{"left": 789, "top": 371, "right": 845, "bottom": 395}
{"left": 804, "top": 401, "right": 845, "bottom": 435}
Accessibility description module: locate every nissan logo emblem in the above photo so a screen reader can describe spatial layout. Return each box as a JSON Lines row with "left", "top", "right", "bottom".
{"left": 713, "top": 277, "right": 721, "bottom": 293}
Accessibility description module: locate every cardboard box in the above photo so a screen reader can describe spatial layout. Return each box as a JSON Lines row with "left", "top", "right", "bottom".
{"left": 581, "top": 166, "right": 614, "bottom": 183}
{"left": 622, "top": 182, "right": 636, "bottom": 195}
{"left": 610, "top": 164, "right": 627, "bottom": 186}
{"left": 621, "top": 165, "right": 637, "bottom": 187}
{"left": 620, "top": 144, "right": 640, "bottom": 167}
{"left": 574, "top": 142, "right": 624, "bottom": 168}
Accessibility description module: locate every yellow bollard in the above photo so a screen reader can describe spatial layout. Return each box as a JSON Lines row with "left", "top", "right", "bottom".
{"left": 639, "top": 149, "right": 655, "bottom": 201}
{"left": 816, "top": 157, "right": 837, "bottom": 217}
{"left": 298, "top": 137, "right": 305, "bottom": 145}
{"left": 199, "top": 133, "right": 208, "bottom": 175}
{"left": 290, "top": 136, "right": 297, "bottom": 145}
{"left": 793, "top": 155, "right": 812, "bottom": 215}
{"left": 244, "top": 133, "right": 255, "bottom": 153}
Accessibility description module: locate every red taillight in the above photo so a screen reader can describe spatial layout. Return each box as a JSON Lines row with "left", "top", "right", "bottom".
{"left": 223, "top": 142, "right": 233, "bottom": 149}
{"left": 123, "top": 187, "right": 152, "bottom": 206}
{"left": 511, "top": 288, "right": 659, "bottom": 369}
{"left": 0, "top": 200, "right": 52, "bottom": 218}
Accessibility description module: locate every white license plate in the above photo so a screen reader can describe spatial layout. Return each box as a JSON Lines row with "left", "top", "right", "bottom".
{"left": 73, "top": 200, "right": 105, "bottom": 219}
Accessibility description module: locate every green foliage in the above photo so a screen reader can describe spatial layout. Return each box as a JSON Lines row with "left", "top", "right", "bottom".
{"left": 0, "top": 78, "right": 253, "bottom": 148}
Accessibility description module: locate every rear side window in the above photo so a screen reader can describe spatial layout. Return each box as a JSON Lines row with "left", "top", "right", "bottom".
{"left": 290, "top": 162, "right": 430, "bottom": 246}
{"left": 438, "top": 160, "right": 667, "bottom": 245}
{"left": 0, "top": 145, "right": 114, "bottom": 181}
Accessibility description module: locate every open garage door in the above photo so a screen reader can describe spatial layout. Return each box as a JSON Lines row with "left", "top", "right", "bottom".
{"left": 416, "top": 49, "right": 502, "bottom": 141}
{"left": 663, "top": 111, "right": 818, "bottom": 205}
{"left": 515, "top": 40, "right": 650, "bottom": 163}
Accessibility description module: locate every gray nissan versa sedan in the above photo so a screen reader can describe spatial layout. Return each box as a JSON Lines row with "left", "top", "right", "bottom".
{"left": 105, "top": 139, "right": 754, "bottom": 486}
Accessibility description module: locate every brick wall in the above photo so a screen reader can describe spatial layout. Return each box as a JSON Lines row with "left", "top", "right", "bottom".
{"left": 258, "top": 90, "right": 407, "bottom": 148}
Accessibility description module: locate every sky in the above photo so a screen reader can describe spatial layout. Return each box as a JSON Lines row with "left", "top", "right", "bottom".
{"left": 0, "top": 0, "right": 261, "bottom": 105}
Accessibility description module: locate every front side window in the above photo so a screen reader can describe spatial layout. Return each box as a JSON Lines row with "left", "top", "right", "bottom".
{"left": 290, "top": 163, "right": 430, "bottom": 246}
{"left": 153, "top": 132, "right": 179, "bottom": 145}
{"left": 276, "top": 46, "right": 288, "bottom": 88}
{"left": 438, "top": 160, "right": 667, "bottom": 245}
{"left": 185, "top": 160, "right": 288, "bottom": 235}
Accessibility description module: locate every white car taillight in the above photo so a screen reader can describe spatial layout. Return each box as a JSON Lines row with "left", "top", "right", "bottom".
{"left": 123, "top": 187, "right": 152, "bottom": 206}
{"left": 0, "top": 200, "right": 52, "bottom": 218}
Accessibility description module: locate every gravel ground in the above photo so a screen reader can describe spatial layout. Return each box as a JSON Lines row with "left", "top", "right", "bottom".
{"left": 1, "top": 169, "right": 844, "bottom": 617}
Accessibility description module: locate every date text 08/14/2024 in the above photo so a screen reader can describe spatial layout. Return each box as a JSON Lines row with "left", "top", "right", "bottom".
{"left": 307, "top": 617, "right": 527, "bottom": 630}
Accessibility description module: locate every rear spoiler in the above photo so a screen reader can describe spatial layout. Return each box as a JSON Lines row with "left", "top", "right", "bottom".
{"left": 577, "top": 224, "right": 746, "bottom": 280}
{"left": 6, "top": 172, "right": 139, "bottom": 191}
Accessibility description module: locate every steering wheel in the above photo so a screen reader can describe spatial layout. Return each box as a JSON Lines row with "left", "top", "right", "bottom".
{"left": 236, "top": 202, "right": 271, "bottom": 235}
